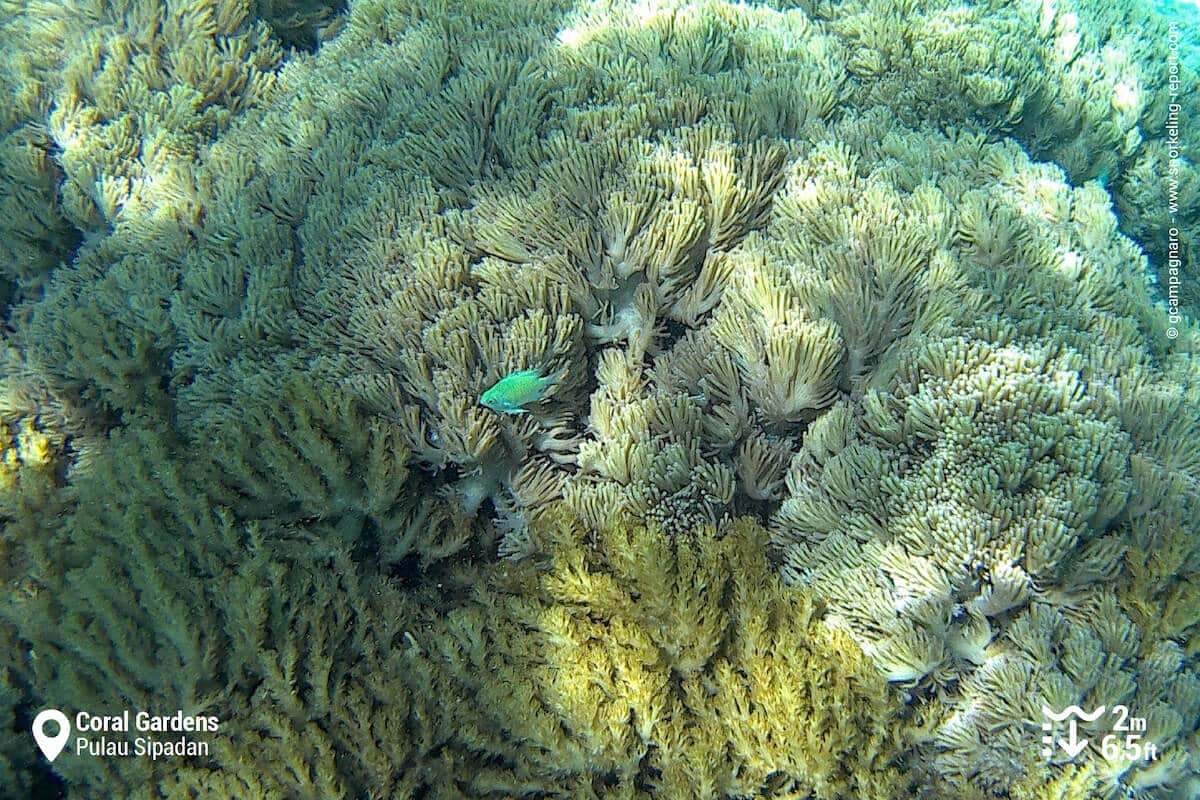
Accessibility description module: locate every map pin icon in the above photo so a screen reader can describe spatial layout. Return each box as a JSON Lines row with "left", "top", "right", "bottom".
{"left": 32, "top": 709, "right": 70, "bottom": 762}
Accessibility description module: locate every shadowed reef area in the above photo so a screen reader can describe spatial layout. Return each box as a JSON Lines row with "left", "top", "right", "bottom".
{"left": 0, "top": 0, "right": 1198, "bottom": 797}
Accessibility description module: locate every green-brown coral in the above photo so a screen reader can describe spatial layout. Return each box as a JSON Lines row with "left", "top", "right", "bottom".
{"left": 0, "top": 0, "right": 1197, "bottom": 797}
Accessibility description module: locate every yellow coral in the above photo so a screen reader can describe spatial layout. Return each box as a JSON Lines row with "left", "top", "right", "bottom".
{"left": 388, "top": 512, "right": 917, "bottom": 799}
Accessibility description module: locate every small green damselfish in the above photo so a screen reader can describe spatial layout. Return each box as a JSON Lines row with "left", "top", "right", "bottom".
{"left": 479, "top": 367, "right": 564, "bottom": 415}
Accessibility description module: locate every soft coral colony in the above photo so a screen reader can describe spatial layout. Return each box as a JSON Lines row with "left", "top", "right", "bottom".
{"left": 0, "top": 0, "right": 1197, "bottom": 797}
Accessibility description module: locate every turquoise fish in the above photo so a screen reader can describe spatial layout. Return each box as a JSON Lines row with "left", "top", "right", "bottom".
{"left": 479, "top": 367, "right": 564, "bottom": 415}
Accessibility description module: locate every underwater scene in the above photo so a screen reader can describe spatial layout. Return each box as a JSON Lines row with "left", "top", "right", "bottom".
{"left": 0, "top": 0, "right": 1198, "bottom": 798}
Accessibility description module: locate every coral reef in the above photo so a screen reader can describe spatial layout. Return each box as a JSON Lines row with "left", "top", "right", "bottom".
{"left": 251, "top": 0, "right": 347, "bottom": 50}
{"left": 0, "top": 0, "right": 1196, "bottom": 797}
{"left": 765, "top": 115, "right": 1200, "bottom": 799}
{"left": 202, "top": 364, "right": 475, "bottom": 567}
{"left": 0, "top": 425, "right": 919, "bottom": 798}
{"left": 390, "top": 515, "right": 917, "bottom": 799}
{"left": 0, "top": 0, "right": 291, "bottom": 293}
{"left": 0, "top": 421, "right": 379, "bottom": 797}
{"left": 819, "top": 0, "right": 1200, "bottom": 320}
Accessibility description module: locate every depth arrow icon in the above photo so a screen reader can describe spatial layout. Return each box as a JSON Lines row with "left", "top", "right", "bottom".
{"left": 1058, "top": 719, "right": 1089, "bottom": 757}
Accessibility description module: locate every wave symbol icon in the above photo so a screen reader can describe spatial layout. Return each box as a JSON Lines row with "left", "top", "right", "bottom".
{"left": 1041, "top": 705, "right": 1107, "bottom": 722}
